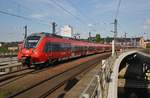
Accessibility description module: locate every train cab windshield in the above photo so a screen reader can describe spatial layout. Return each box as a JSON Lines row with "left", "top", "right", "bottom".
{"left": 24, "top": 36, "right": 41, "bottom": 48}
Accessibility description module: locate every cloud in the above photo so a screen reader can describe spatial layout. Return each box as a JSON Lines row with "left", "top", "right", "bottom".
{"left": 30, "top": 13, "right": 48, "bottom": 19}
{"left": 88, "top": 23, "right": 93, "bottom": 27}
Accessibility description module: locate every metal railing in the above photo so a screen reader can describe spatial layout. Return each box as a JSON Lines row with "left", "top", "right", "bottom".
{"left": 79, "top": 54, "right": 117, "bottom": 98}
{"left": 79, "top": 49, "right": 150, "bottom": 98}
{"left": 0, "top": 57, "right": 18, "bottom": 65}
{"left": 0, "top": 52, "right": 17, "bottom": 57}
{"left": 0, "top": 62, "right": 22, "bottom": 75}
{"left": 0, "top": 57, "right": 22, "bottom": 75}
{"left": 143, "top": 48, "right": 150, "bottom": 54}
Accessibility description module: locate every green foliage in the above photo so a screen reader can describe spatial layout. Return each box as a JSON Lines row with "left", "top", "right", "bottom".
{"left": 0, "top": 47, "right": 9, "bottom": 53}
{"left": 0, "top": 92, "right": 4, "bottom": 98}
{"left": 146, "top": 43, "right": 150, "bottom": 48}
{"left": 105, "top": 36, "right": 113, "bottom": 42}
{"left": 0, "top": 42, "right": 19, "bottom": 53}
{"left": 95, "top": 34, "right": 101, "bottom": 43}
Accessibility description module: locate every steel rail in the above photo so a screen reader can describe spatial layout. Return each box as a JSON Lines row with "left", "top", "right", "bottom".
{"left": 8, "top": 53, "right": 110, "bottom": 98}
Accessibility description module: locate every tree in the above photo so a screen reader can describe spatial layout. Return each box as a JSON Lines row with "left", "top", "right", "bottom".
{"left": 146, "top": 43, "right": 150, "bottom": 48}
{"left": 95, "top": 34, "right": 101, "bottom": 43}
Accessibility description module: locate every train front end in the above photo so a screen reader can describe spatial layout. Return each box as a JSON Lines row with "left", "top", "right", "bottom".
{"left": 18, "top": 34, "right": 46, "bottom": 68}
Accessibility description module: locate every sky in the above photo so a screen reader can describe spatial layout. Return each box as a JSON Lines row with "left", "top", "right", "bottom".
{"left": 0, "top": 0, "right": 150, "bottom": 42}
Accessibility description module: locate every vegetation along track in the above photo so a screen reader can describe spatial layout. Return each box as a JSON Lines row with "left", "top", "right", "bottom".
{"left": 0, "top": 52, "right": 110, "bottom": 98}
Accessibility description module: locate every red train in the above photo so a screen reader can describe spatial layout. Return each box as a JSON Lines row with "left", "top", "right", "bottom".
{"left": 18, "top": 32, "right": 119, "bottom": 68}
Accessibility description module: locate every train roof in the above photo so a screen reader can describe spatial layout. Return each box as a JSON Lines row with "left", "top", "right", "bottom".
{"left": 30, "top": 32, "right": 88, "bottom": 42}
{"left": 30, "top": 32, "right": 109, "bottom": 46}
{"left": 30, "top": 32, "right": 60, "bottom": 37}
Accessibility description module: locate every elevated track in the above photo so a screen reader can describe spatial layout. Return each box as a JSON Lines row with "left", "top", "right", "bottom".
{"left": 0, "top": 52, "right": 111, "bottom": 98}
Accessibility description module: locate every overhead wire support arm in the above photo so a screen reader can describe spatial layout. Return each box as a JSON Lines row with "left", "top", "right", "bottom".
{"left": 113, "top": 0, "right": 122, "bottom": 40}
{"left": 52, "top": 22, "right": 57, "bottom": 35}
{"left": 24, "top": 25, "right": 27, "bottom": 39}
{"left": 112, "top": 0, "right": 122, "bottom": 55}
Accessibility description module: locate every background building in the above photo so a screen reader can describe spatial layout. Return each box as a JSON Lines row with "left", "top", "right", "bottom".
{"left": 60, "top": 25, "right": 73, "bottom": 38}
{"left": 101, "top": 37, "right": 146, "bottom": 48}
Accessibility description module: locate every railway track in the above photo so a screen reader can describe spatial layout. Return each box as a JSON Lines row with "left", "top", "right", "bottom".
{"left": 40, "top": 62, "right": 99, "bottom": 98}
{"left": 0, "top": 55, "right": 90, "bottom": 86}
{"left": 46, "top": 59, "right": 100, "bottom": 98}
{"left": 0, "top": 55, "right": 95, "bottom": 85}
{"left": 0, "top": 53, "right": 110, "bottom": 98}
{"left": 0, "top": 65, "right": 58, "bottom": 87}
{"left": 0, "top": 68, "right": 34, "bottom": 86}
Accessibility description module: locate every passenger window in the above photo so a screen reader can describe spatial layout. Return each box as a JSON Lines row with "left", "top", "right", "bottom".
{"left": 45, "top": 42, "right": 71, "bottom": 51}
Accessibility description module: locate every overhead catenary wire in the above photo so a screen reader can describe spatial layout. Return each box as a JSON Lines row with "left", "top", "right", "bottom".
{"left": 7, "top": 0, "right": 89, "bottom": 28}
{"left": 9, "top": 0, "right": 34, "bottom": 13}
{"left": 1, "top": 0, "right": 52, "bottom": 25}
{"left": 49, "top": 0, "right": 87, "bottom": 24}
{"left": 115, "top": 0, "right": 122, "bottom": 19}
{"left": 65, "top": 0, "right": 92, "bottom": 23}
{"left": 9, "top": 0, "right": 47, "bottom": 17}
{"left": 0, "top": 10, "right": 50, "bottom": 25}
{"left": 9, "top": 0, "right": 86, "bottom": 27}
{"left": 0, "top": 10, "right": 31, "bottom": 20}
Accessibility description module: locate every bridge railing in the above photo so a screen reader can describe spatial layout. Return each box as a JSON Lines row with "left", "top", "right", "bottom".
{"left": 0, "top": 52, "right": 17, "bottom": 57}
{"left": 143, "top": 48, "right": 150, "bottom": 54}
{"left": 0, "top": 58, "right": 18, "bottom": 65}
{"left": 0, "top": 62, "right": 22, "bottom": 75}
{"left": 79, "top": 54, "right": 117, "bottom": 98}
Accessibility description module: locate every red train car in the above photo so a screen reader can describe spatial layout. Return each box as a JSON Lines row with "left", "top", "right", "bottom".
{"left": 18, "top": 32, "right": 112, "bottom": 68}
